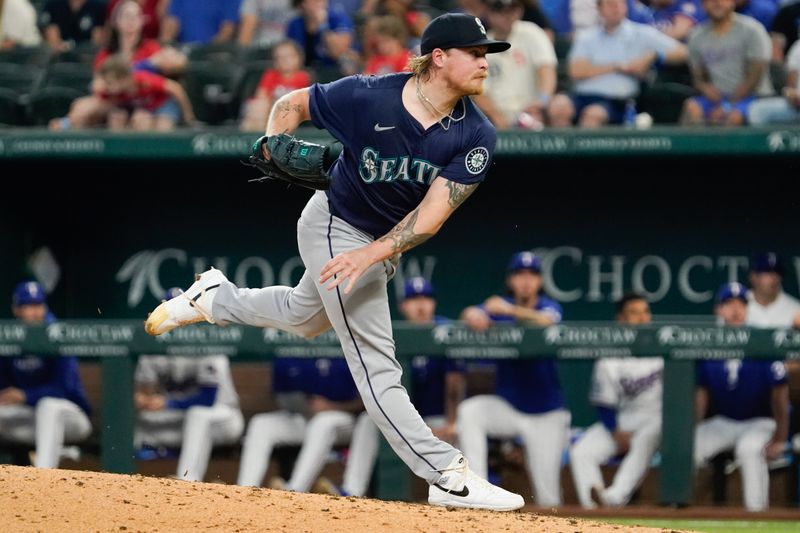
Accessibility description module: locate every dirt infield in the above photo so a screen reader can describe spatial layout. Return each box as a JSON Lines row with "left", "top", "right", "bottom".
{"left": 0, "top": 465, "right": 687, "bottom": 533}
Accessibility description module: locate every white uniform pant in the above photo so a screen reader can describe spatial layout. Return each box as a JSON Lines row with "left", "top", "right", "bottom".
{"left": 457, "top": 395, "right": 570, "bottom": 507}
{"left": 135, "top": 404, "right": 244, "bottom": 482}
{"left": 694, "top": 415, "right": 776, "bottom": 511}
{"left": 237, "top": 409, "right": 355, "bottom": 491}
{"left": 0, "top": 398, "right": 91, "bottom": 468}
{"left": 342, "top": 412, "right": 449, "bottom": 496}
{"left": 569, "top": 419, "right": 661, "bottom": 508}
{"left": 213, "top": 191, "right": 457, "bottom": 484}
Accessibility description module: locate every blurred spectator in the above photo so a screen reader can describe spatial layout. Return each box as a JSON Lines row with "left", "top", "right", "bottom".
{"left": 318, "top": 277, "right": 466, "bottom": 497}
{"left": 650, "top": 0, "right": 707, "bottom": 41}
{"left": 95, "top": 54, "right": 194, "bottom": 130}
{"left": 236, "top": 356, "right": 363, "bottom": 491}
{"left": 541, "top": 0, "right": 656, "bottom": 39}
{"left": 0, "top": 281, "right": 92, "bottom": 469}
{"left": 680, "top": 0, "right": 772, "bottom": 126}
{"left": 287, "top": 0, "right": 357, "bottom": 76}
{"left": 239, "top": 39, "right": 311, "bottom": 131}
{"left": 105, "top": 0, "right": 166, "bottom": 40}
{"left": 360, "top": 0, "right": 431, "bottom": 53}
{"left": 734, "top": 0, "right": 776, "bottom": 32}
{"left": 362, "top": 15, "right": 412, "bottom": 74}
{"left": 694, "top": 282, "right": 790, "bottom": 512}
{"left": 238, "top": 0, "right": 295, "bottom": 48}
{"left": 458, "top": 251, "right": 570, "bottom": 507}
{"left": 473, "top": 0, "right": 557, "bottom": 130}
{"left": 769, "top": 0, "right": 800, "bottom": 62}
{"left": 569, "top": 292, "right": 663, "bottom": 508}
{"left": 40, "top": 0, "right": 106, "bottom": 53}
{"left": 0, "top": 0, "right": 42, "bottom": 49}
{"left": 135, "top": 288, "right": 244, "bottom": 482}
{"left": 160, "top": 0, "right": 241, "bottom": 45}
{"left": 95, "top": 0, "right": 187, "bottom": 76}
{"left": 749, "top": 41, "right": 800, "bottom": 123}
{"left": 547, "top": 0, "right": 687, "bottom": 127}
{"left": 745, "top": 252, "right": 800, "bottom": 328}
{"left": 50, "top": 1, "right": 188, "bottom": 131}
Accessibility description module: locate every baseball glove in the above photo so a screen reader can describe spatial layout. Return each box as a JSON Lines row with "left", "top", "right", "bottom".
{"left": 245, "top": 133, "right": 332, "bottom": 190}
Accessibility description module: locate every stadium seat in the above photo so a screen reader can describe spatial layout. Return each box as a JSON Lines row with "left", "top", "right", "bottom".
{"left": 56, "top": 41, "right": 100, "bottom": 64}
{"left": 237, "top": 45, "right": 273, "bottom": 65}
{"left": 181, "top": 61, "right": 244, "bottom": 125}
{"left": 187, "top": 42, "right": 242, "bottom": 64}
{"left": 637, "top": 82, "right": 697, "bottom": 124}
{"left": 0, "top": 63, "right": 44, "bottom": 97}
{"left": 0, "top": 88, "right": 23, "bottom": 126}
{"left": 26, "top": 86, "right": 84, "bottom": 126}
{"left": 655, "top": 63, "right": 692, "bottom": 86}
{"left": 40, "top": 62, "right": 94, "bottom": 93}
{"left": 554, "top": 35, "right": 571, "bottom": 60}
{"left": 236, "top": 61, "right": 270, "bottom": 103}
{"left": 0, "top": 44, "right": 53, "bottom": 67}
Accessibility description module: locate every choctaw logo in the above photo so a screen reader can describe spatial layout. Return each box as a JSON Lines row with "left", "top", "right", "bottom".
{"left": 465, "top": 147, "right": 488, "bottom": 175}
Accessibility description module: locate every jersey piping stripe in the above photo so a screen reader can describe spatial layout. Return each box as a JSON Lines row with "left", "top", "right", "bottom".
{"left": 326, "top": 213, "right": 438, "bottom": 472}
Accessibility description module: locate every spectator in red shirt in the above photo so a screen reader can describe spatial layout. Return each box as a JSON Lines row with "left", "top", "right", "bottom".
{"left": 96, "top": 54, "right": 195, "bottom": 130}
{"left": 239, "top": 40, "right": 311, "bottom": 131}
{"left": 363, "top": 15, "right": 412, "bottom": 75}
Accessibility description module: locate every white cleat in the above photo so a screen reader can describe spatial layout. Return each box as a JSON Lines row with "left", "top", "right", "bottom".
{"left": 428, "top": 454, "right": 525, "bottom": 512}
{"left": 144, "top": 268, "right": 227, "bottom": 336}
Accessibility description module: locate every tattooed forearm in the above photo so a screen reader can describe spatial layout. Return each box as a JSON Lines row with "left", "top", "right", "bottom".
{"left": 445, "top": 181, "right": 478, "bottom": 209}
{"left": 274, "top": 101, "right": 304, "bottom": 120}
{"left": 378, "top": 208, "right": 434, "bottom": 253}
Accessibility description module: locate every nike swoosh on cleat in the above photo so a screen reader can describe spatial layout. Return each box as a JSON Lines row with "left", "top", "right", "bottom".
{"left": 374, "top": 123, "right": 396, "bottom": 131}
{"left": 433, "top": 483, "right": 469, "bottom": 497}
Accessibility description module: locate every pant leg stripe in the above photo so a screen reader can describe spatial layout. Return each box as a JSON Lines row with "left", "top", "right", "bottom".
{"left": 326, "top": 213, "right": 436, "bottom": 471}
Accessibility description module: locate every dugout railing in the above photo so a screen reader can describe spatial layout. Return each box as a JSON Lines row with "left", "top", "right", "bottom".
{"left": 1, "top": 320, "right": 797, "bottom": 505}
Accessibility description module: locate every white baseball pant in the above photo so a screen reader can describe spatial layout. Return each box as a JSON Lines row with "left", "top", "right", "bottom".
{"left": 569, "top": 417, "right": 661, "bottom": 508}
{"left": 237, "top": 409, "right": 355, "bottom": 491}
{"left": 0, "top": 397, "right": 91, "bottom": 468}
{"left": 694, "top": 415, "right": 777, "bottom": 511}
{"left": 136, "top": 404, "right": 244, "bottom": 481}
{"left": 457, "top": 394, "right": 570, "bottom": 507}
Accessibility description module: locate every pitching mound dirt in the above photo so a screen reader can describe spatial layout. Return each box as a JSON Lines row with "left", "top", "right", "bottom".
{"left": 0, "top": 465, "right": 684, "bottom": 532}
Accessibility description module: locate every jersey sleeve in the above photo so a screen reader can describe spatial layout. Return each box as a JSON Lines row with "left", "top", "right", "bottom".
{"left": 539, "top": 298, "right": 563, "bottom": 323}
{"left": 589, "top": 359, "right": 620, "bottom": 407}
{"left": 438, "top": 122, "right": 497, "bottom": 185}
{"left": 308, "top": 75, "right": 362, "bottom": 143}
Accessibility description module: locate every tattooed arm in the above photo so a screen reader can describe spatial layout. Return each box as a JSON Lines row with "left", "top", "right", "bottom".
{"left": 320, "top": 176, "right": 479, "bottom": 293}
{"left": 265, "top": 88, "right": 311, "bottom": 136}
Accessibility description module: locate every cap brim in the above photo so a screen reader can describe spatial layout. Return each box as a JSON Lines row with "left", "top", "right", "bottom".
{"left": 470, "top": 39, "right": 511, "bottom": 53}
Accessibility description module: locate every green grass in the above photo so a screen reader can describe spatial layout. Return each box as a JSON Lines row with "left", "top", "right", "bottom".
{"left": 599, "top": 519, "right": 800, "bottom": 533}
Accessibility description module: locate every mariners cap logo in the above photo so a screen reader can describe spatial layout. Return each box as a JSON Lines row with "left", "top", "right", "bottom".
{"left": 465, "top": 147, "right": 489, "bottom": 174}
{"left": 475, "top": 17, "right": 486, "bottom": 35}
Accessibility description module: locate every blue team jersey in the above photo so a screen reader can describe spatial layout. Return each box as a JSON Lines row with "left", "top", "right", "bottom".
{"left": 409, "top": 315, "right": 457, "bottom": 418}
{"left": 0, "top": 356, "right": 92, "bottom": 416}
{"left": 697, "top": 359, "right": 787, "bottom": 420}
{"left": 273, "top": 357, "right": 359, "bottom": 403}
{"left": 474, "top": 295, "right": 566, "bottom": 414}
{"left": 653, "top": 0, "right": 706, "bottom": 31}
{"left": 309, "top": 73, "right": 497, "bottom": 238}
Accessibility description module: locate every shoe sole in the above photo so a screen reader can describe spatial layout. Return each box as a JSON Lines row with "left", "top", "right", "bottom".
{"left": 428, "top": 495, "right": 524, "bottom": 512}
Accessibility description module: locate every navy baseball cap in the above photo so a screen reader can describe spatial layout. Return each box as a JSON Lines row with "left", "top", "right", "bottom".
{"left": 750, "top": 252, "right": 785, "bottom": 276}
{"left": 165, "top": 287, "right": 183, "bottom": 300}
{"left": 507, "top": 251, "right": 541, "bottom": 273}
{"left": 404, "top": 277, "right": 435, "bottom": 299}
{"left": 420, "top": 13, "right": 511, "bottom": 55}
{"left": 716, "top": 282, "right": 749, "bottom": 304}
{"left": 12, "top": 281, "right": 46, "bottom": 306}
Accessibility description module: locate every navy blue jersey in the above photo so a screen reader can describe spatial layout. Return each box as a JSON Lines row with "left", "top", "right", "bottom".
{"left": 309, "top": 73, "right": 497, "bottom": 238}
{"left": 273, "top": 357, "right": 359, "bottom": 403}
{"left": 0, "top": 356, "right": 92, "bottom": 416}
{"left": 408, "top": 316, "right": 457, "bottom": 418}
{"left": 697, "top": 359, "right": 787, "bottom": 420}
{"left": 474, "top": 295, "right": 565, "bottom": 414}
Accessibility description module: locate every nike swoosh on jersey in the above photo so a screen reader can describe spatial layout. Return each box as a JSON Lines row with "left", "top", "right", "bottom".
{"left": 433, "top": 483, "right": 470, "bottom": 497}
{"left": 374, "top": 123, "right": 396, "bottom": 131}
